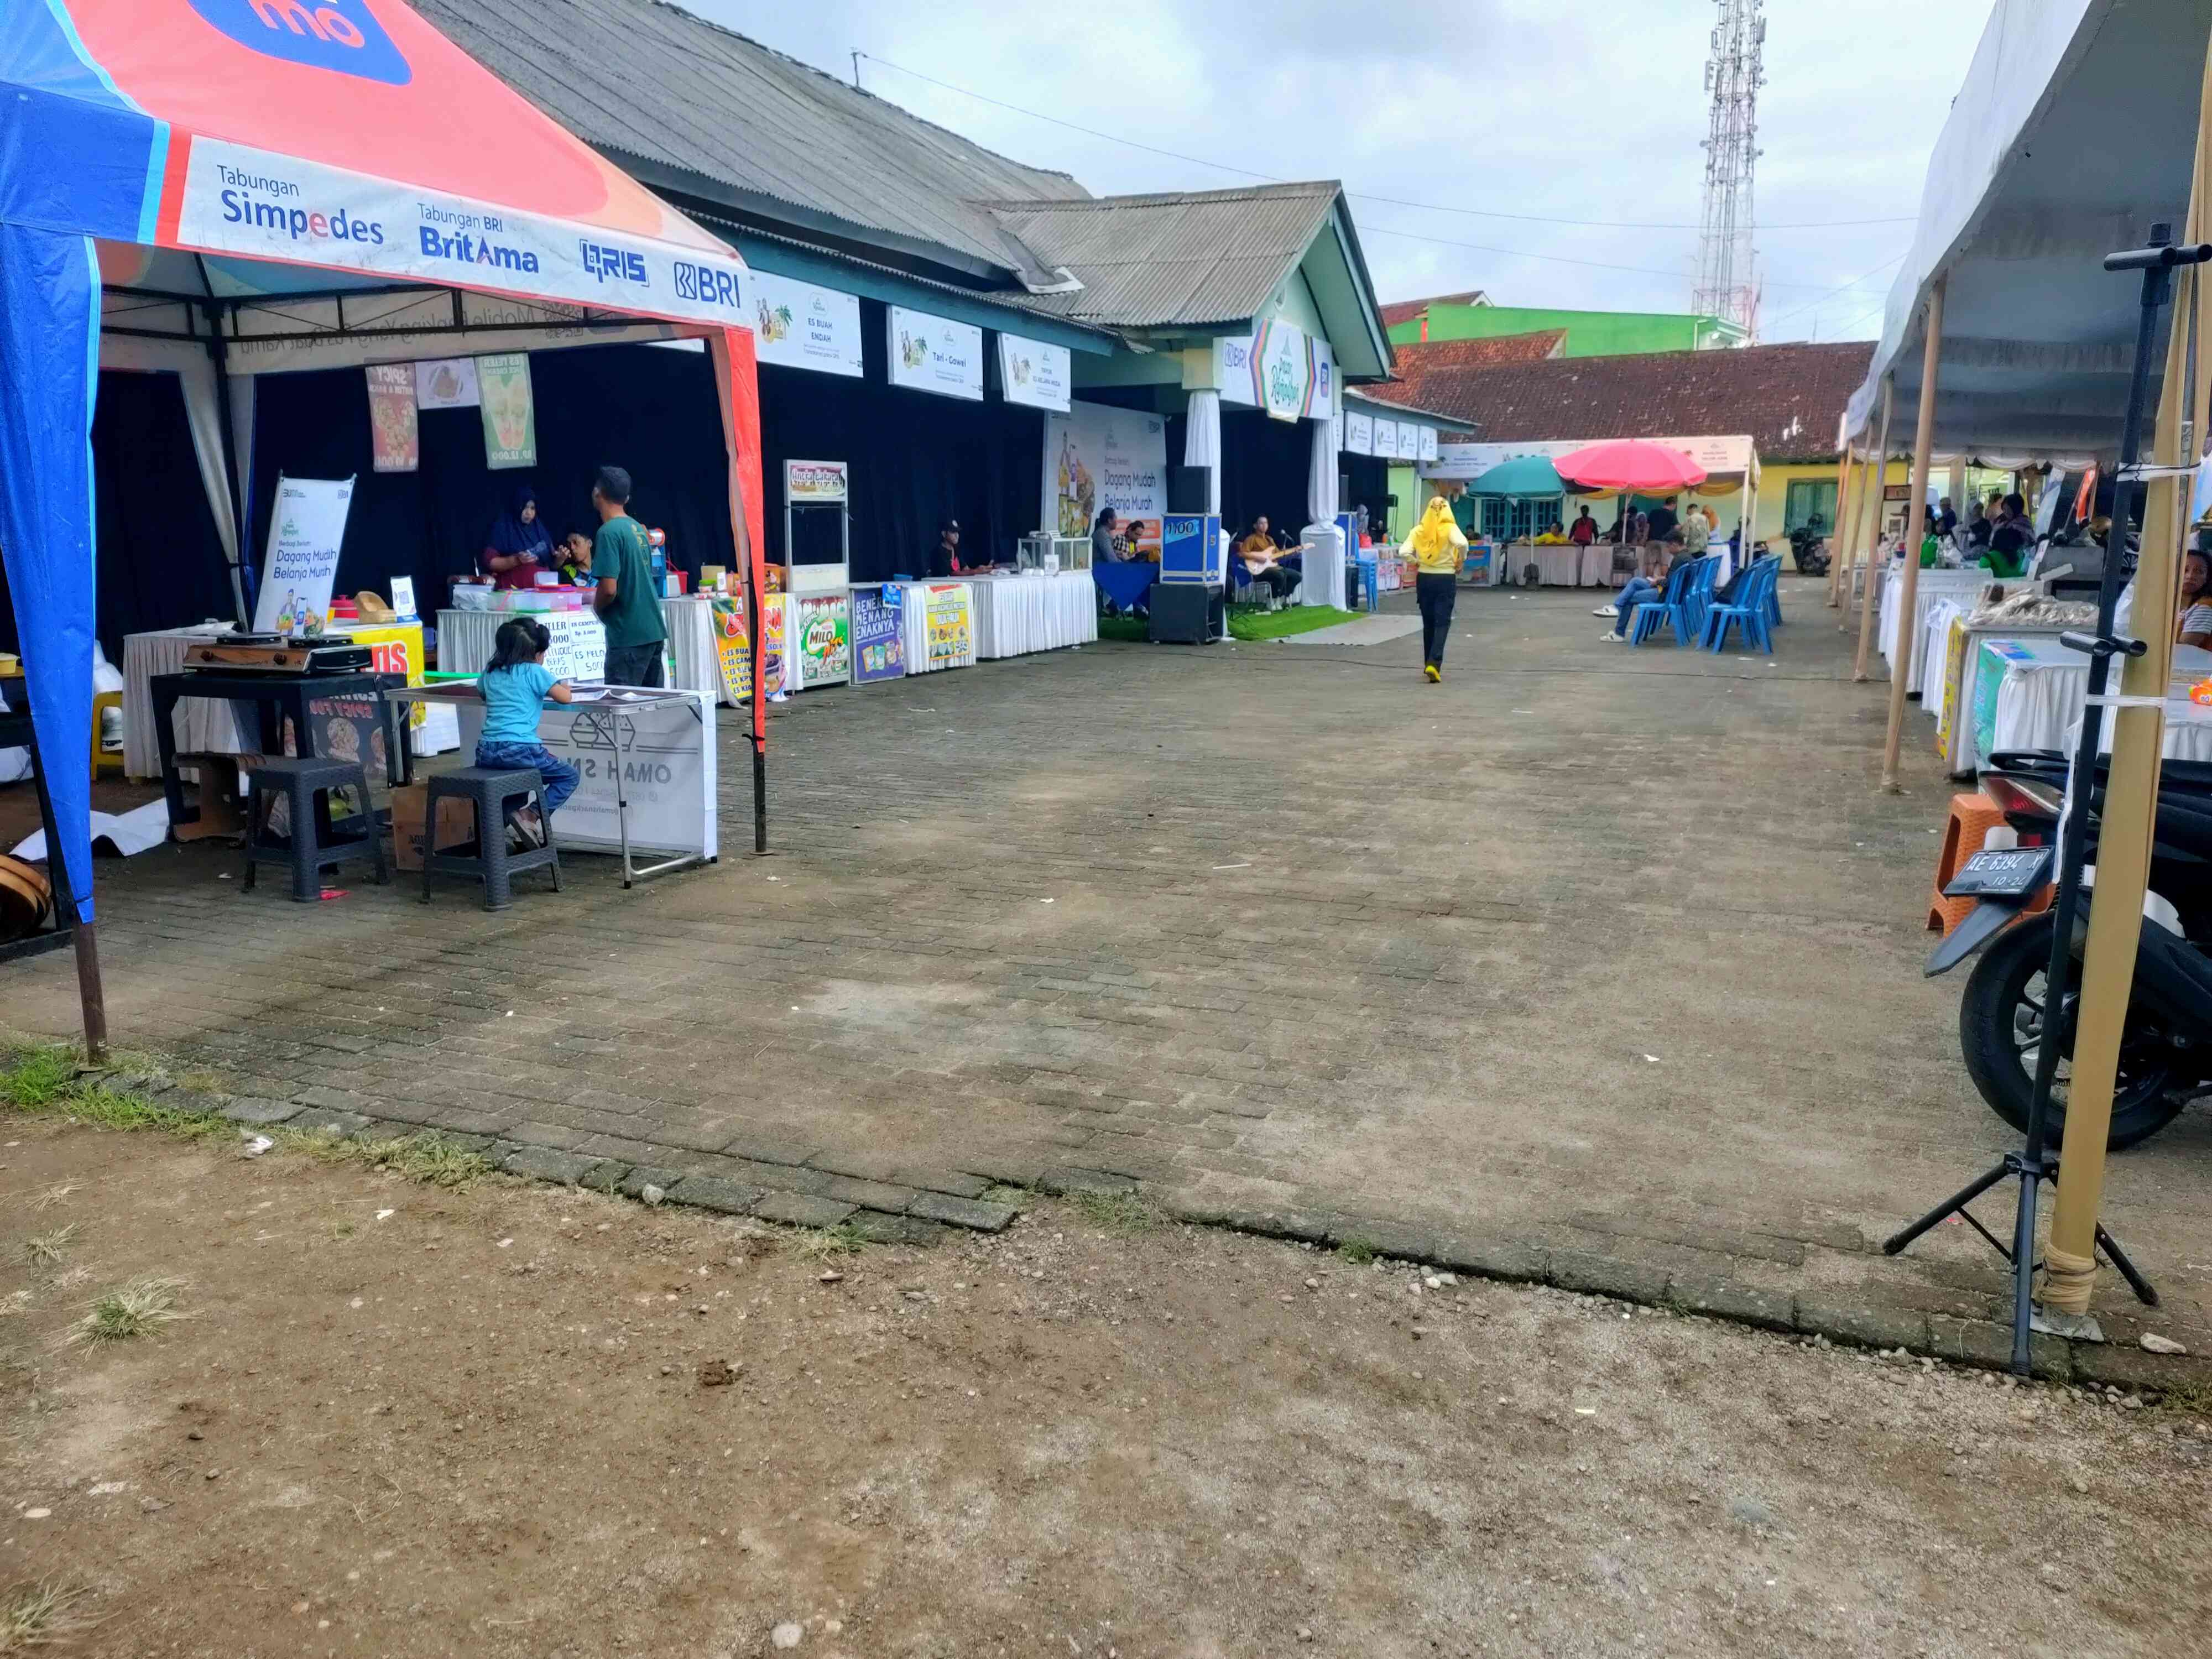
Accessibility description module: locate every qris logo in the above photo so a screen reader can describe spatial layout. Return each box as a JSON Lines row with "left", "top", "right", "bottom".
{"left": 188, "top": 0, "right": 413, "bottom": 86}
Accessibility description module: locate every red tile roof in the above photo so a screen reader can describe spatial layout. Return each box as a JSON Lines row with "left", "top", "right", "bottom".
{"left": 1399, "top": 340, "right": 1874, "bottom": 461}
{"left": 1378, "top": 289, "right": 1489, "bottom": 327}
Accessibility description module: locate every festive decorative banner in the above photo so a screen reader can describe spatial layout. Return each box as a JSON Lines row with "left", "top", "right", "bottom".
{"left": 477, "top": 352, "right": 537, "bottom": 469}
{"left": 852, "top": 583, "right": 906, "bottom": 682}
{"left": 365, "top": 363, "right": 418, "bottom": 472}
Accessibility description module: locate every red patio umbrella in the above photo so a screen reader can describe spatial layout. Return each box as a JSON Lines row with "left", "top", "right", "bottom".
{"left": 1554, "top": 440, "right": 1708, "bottom": 493}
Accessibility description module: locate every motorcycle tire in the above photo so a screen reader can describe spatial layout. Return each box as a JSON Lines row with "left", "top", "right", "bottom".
{"left": 1958, "top": 914, "right": 2186, "bottom": 1151}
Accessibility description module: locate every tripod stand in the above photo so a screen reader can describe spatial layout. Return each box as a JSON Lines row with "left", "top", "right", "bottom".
{"left": 1882, "top": 225, "right": 2209, "bottom": 1373}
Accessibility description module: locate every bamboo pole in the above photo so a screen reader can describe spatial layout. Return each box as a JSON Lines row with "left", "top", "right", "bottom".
{"left": 1826, "top": 441, "right": 1859, "bottom": 606}
{"left": 2044, "top": 43, "right": 2212, "bottom": 1314}
{"left": 1836, "top": 446, "right": 1876, "bottom": 630}
{"left": 1882, "top": 283, "right": 1947, "bottom": 791}
{"left": 1852, "top": 379, "right": 1896, "bottom": 675}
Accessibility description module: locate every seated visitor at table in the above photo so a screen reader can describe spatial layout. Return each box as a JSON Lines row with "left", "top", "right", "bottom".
{"left": 928, "top": 518, "right": 1001, "bottom": 577}
{"left": 555, "top": 530, "right": 593, "bottom": 585}
{"left": 481, "top": 484, "right": 554, "bottom": 590}
{"left": 1984, "top": 492, "right": 2034, "bottom": 577}
{"left": 1569, "top": 507, "right": 1598, "bottom": 546}
{"left": 475, "top": 617, "right": 578, "bottom": 848}
{"left": 1598, "top": 542, "right": 1677, "bottom": 640}
{"left": 1236, "top": 515, "right": 1307, "bottom": 601}
{"left": 1532, "top": 522, "right": 1568, "bottom": 545}
{"left": 1093, "top": 507, "right": 1127, "bottom": 563}
{"left": 2176, "top": 549, "right": 2212, "bottom": 647}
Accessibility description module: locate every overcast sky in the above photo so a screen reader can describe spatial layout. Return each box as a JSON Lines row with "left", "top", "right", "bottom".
{"left": 687, "top": 0, "right": 1990, "bottom": 342}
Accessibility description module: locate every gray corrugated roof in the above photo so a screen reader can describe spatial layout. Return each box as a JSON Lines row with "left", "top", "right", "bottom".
{"left": 980, "top": 184, "right": 1343, "bottom": 328}
{"left": 412, "top": 0, "right": 1088, "bottom": 279}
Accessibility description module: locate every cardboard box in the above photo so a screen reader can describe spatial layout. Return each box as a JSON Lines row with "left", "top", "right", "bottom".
{"left": 388, "top": 782, "right": 479, "bottom": 872}
{"left": 170, "top": 753, "right": 247, "bottom": 843}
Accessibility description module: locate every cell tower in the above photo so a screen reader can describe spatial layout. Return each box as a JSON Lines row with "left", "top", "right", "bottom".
{"left": 1692, "top": 0, "right": 1765, "bottom": 342}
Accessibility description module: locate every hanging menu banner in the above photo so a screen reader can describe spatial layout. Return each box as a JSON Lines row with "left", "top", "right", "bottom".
{"left": 888, "top": 306, "right": 984, "bottom": 400}
{"left": 750, "top": 272, "right": 863, "bottom": 378}
{"left": 365, "top": 364, "right": 418, "bottom": 472}
{"left": 1345, "top": 410, "right": 1373, "bottom": 456}
{"left": 998, "top": 332, "right": 1072, "bottom": 411}
{"left": 851, "top": 585, "right": 907, "bottom": 682}
{"left": 476, "top": 352, "right": 538, "bottom": 469}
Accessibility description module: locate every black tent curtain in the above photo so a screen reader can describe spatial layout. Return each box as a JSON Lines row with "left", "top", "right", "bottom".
{"left": 755, "top": 298, "right": 1044, "bottom": 585}
{"left": 1342, "top": 453, "right": 1391, "bottom": 532}
{"left": 0, "top": 367, "right": 233, "bottom": 663}
{"left": 244, "top": 340, "right": 735, "bottom": 627}
{"left": 1218, "top": 409, "right": 1312, "bottom": 541}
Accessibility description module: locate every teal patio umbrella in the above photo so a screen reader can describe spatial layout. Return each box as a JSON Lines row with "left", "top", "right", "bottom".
{"left": 1468, "top": 455, "right": 1566, "bottom": 495}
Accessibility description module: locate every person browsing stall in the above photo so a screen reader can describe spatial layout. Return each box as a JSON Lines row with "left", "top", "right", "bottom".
{"left": 475, "top": 618, "right": 580, "bottom": 848}
{"left": 1404, "top": 496, "right": 1467, "bottom": 682}
{"left": 2176, "top": 548, "right": 2212, "bottom": 648}
{"left": 1569, "top": 507, "right": 1598, "bottom": 547}
{"left": 1093, "top": 507, "right": 1128, "bottom": 564}
{"left": 588, "top": 465, "right": 666, "bottom": 686}
{"left": 482, "top": 484, "right": 554, "bottom": 591}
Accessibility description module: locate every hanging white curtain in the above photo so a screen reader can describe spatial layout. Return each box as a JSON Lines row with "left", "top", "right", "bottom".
{"left": 1184, "top": 388, "right": 1222, "bottom": 514}
{"left": 1305, "top": 415, "right": 1345, "bottom": 609}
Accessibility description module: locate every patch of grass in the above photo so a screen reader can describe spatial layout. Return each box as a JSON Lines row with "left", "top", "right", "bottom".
{"left": 787, "top": 1221, "right": 870, "bottom": 1261}
{"left": 0, "top": 1578, "right": 97, "bottom": 1650}
{"left": 1068, "top": 1188, "right": 1159, "bottom": 1234}
{"left": 1227, "top": 604, "right": 1354, "bottom": 643}
{"left": 0, "top": 1049, "right": 228, "bottom": 1143}
{"left": 269, "top": 1127, "right": 494, "bottom": 1190}
{"left": 1096, "top": 615, "right": 1148, "bottom": 643}
{"left": 67, "top": 1277, "right": 188, "bottom": 1348}
{"left": 1337, "top": 1237, "right": 1379, "bottom": 1266}
{"left": 980, "top": 1183, "right": 1027, "bottom": 1207}
{"left": 29, "top": 1184, "right": 77, "bottom": 1214}
{"left": 0, "top": 1048, "right": 76, "bottom": 1109}
{"left": 24, "top": 1224, "right": 79, "bottom": 1267}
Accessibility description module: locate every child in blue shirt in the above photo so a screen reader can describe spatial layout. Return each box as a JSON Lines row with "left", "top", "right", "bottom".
{"left": 476, "top": 618, "right": 579, "bottom": 846}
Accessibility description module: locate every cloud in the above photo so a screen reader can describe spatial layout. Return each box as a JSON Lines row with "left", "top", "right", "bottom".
{"left": 687, "top": 0, "right": 1994, "bottom": 340}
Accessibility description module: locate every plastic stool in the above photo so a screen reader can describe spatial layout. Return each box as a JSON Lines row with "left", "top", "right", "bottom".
{"left": 91, "top": 689, "right": 123, "bottom": 778}
{"left": 1928, "top": 791, "right": 2052, "bottom": 933}
{"left": 242, "top": 755, "right": 389, "bottom": 902}
{"left": 419, "top": 766, "right": 561, "bottom": 911}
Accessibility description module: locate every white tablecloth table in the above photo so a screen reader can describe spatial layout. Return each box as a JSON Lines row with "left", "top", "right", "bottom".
{"left": 1578, "top": 542, "right": 1613, "bottom": 586}
{"left": 966, "top": 572, "right": 1099, "bottom": 658}
{"left": 1878, "top": 565, "right": 1997, "bottom": 693}
{"left": 1985, "top": 640, "right": 2212, "bottom": 761}
{"left": 435, "top": 598, "right": 727, "bottom": 702}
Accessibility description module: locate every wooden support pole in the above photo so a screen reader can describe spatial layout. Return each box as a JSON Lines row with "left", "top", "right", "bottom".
{"left": 1826, "top": 442, "right": 1859, "bottom": 607}
{"left": 1850, "top": 380, "right": 1895, "bottom": 669}
{"left": 1881, "top": 281, "right": 1947, "bottom": 791}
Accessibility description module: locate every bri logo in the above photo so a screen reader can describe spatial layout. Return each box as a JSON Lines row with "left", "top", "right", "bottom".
{"left": 188, "top": 0, "right": 413, "bottom": 87}
{"left": 419, "top": 226, "right": 540, "bottom": 276}
{"left": 672, "top": 260, "right": 743, "bottom": 311}
{"left": 581, "top": 241, "right": 649, "bottom": 288}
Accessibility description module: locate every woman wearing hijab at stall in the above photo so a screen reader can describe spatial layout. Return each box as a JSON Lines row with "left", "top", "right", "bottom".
{"left": 482, "top": 484, "right": 555, "bottom": 591}
{"left": 1404, "top": 495, "right": 1468, "bottom": 682}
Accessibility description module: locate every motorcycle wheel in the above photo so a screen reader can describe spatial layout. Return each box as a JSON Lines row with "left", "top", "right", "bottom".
{"left": 1958, "top": 914, "right": 2186, "bottom": 1151}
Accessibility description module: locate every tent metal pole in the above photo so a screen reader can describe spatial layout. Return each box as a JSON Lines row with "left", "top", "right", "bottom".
{"left": 1851, "top": 379, "right": 1895, "bottom": 670}
{"left": 1882, "top": 280, "right": 1947, "bottom": 791}
{"left": 204, "top": 310, "right": 248, "bottom": 627}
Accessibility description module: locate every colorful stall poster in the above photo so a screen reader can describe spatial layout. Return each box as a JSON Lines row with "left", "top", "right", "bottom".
{"left": 852, "top": 584, "right": 906, "bottom": 682}
{"left": 305, "top": 688, "right": 389, "bottom": 824}
{"left": 924, "top": 583, "right": 974, "bottom": 670}
{"left": 786, "top": 459, "right": 848, "bottom": 504}
{"left": 998, "top": 332, "right": 1071, "bottom": 411}
{"left": 1935, "top": 617, "right": 1969, "bottom": 759}
{"left": 762, "top": 592, "right": 788, "bottom": 693}
{"left": 711, "top": 594, "right": 753, "bottom": 703}
{"left": 413, "top": 357, "right": 478, "bottom": 409}
{"left": 886, "top": 306, "right": 983, "bottom": 400}
{"left": 792, "top": 592, "right": 851, "bottom": 686}
{"left": 476, "top": 352, "right": 537, "bottom": 469}
{"left": 1044, "top": 401, "right": 1167, "bottom": 540}
{"left": 349, "top": 621, "right": 427, "bottom": 731}
{"left": 364, "top": 364, "right": 418, "bottom": 472}
{"left": 252, "top": 474, "right": 354, "bottom": 635}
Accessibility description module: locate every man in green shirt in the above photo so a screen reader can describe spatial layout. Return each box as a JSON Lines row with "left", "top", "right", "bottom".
{"left": 589, "top": 465, "right": 666, "bottom": 686}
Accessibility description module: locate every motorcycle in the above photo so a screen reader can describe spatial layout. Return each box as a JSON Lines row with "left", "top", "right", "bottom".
{"left": 1788, "top": 521, "right": 1831, "bottom": 576}
{"left": 1926, "top": 748, "right": 2212, "bottom": 1149}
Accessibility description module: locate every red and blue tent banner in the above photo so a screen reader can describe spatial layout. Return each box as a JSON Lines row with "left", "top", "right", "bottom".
{"left": 0, "top": 0, "right": 764, "bottom": 968}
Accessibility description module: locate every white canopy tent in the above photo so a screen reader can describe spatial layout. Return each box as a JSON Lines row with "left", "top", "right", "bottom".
{"left": 1844, "top": 0, "right": 2212, "bottom": 465}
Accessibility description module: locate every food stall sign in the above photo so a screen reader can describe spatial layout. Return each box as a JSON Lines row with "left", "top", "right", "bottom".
{"left": 785, "top": 460, "right": 848, "bottom": 504}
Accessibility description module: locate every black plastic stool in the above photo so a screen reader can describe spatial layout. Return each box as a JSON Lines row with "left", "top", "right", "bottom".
{"left": 241, "top": 755, "right": 389, "bottom": 902}
{"left": 419, "top": 766, "right": 562, "bottom": 911}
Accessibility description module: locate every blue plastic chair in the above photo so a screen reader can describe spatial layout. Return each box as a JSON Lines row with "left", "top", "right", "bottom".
{"left": 1703, "top": 557, "right": 1778, "bottom": 653}
{"left": 1626, "top": 557, "right": 1697, "bottom": 645}
{"left": 1681, "top": 554, "right": 1723, "bottom": 644}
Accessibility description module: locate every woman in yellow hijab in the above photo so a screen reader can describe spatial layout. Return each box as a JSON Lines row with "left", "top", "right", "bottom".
{"left": 1404, "top": 494, "right": 1469, "bottom": 682}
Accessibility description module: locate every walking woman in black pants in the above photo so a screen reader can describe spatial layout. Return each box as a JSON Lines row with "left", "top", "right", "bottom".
{"left": 1404, "top": 496, "right": 1468, "bottom": 681}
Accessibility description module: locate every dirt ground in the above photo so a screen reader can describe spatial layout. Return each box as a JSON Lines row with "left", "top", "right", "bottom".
{"left": 4, "top": 1118, "right": 2209, "bottom": 1658}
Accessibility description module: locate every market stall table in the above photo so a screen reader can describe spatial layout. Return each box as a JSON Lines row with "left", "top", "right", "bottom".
{"left": 966, "top": 571, "right": 1100, "bottom": 658}
{"left": 1879, "top": 565, "right": 2000, "bottom": 694}
{"left": 1976, "top": 639, "right": 2212, "bottom": 764}
{"left": 147, "top": 667, "right": 410, "bottom": 836}
{"left": 1929, "top": 617, "right": 2075, "bottom": 775}
{"left": 1092, "top": 561, "right": 1155, "bottom": 613}
{"left": 390, "top": 682, "right": 716, "bottom": 885}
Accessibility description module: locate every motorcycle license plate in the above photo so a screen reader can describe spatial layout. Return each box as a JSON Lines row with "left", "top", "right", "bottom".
{"left": 1944, "top": 845, "right": 2054, "bottom": 899}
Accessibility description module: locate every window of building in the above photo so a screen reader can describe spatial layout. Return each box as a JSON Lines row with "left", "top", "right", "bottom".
{"left": 1785, "top": 478, "right": 1838, "bottom": 534}
{"left": 1479, "top": 495, "right": 1562, "bottom": 541}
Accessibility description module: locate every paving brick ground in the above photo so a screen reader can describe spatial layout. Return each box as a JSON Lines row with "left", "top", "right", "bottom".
{"left": 11, "top": 577, "right": 2211, "bottom": 1380}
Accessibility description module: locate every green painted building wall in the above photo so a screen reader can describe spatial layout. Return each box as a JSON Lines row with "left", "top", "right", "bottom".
{"left": 1388, "top": 302, "right": 1745, "bottom": 357}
